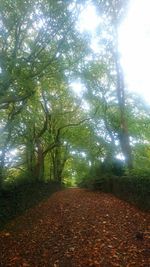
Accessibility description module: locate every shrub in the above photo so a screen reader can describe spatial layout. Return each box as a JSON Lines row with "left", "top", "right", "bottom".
{"left": 79, "top": 171, "right": 150, "bottom": 211}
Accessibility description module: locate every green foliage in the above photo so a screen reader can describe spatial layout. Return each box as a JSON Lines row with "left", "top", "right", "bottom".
{"left": 101, "top": 158, "right": 125, "bottom": 176}
{"left": 0, "top": 180, "right": 61, "bottom": 229}
{"left": 2, "top": 168, "right": 33, "bottom": 190}
{"left": 79, "top": 173, "right": 150, "bottom": 211}
{"left": 0, "top": 0, "right": 150, "bottom": 214}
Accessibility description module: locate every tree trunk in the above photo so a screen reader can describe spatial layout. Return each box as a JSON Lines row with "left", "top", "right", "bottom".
{"left": 114, "top": 43, "right": 133, "bottom": 169}
{"left": 52, "top": 148, "right": 62, "bottom": 183}
{"left": 0, "top": 150, "right": 5, "bottom": 189}
{"left": 51, "top": 146, "right": 67, "bottom": 184}
{"left": 26, "top": 141, "right": 35, "bottom": 179}
{"left": 0, "top": 121, "right": 12, "bottom": 188}
{"left": 34, "top": 141, "right": 44, "bottom": 181}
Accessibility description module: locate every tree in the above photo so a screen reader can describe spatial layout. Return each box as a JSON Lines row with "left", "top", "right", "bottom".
{"left": 1, "top": 0, "right": 150, "bottom": 189}
{"left": 92, "top": 0, "right": 133, "bottom": 169}
{"left": 0, "top": 0, "right": 89, "bottom": 186}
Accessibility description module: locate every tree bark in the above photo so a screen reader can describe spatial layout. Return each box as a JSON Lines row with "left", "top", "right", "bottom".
{"left": 34, "top": 141, "right": 45, "bottom": 181}
{"left": 113, "top": 42, "right": 133, "bottom": 169}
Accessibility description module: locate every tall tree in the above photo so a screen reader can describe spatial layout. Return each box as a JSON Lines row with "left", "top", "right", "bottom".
{"left": 93, "top": 0, "right": 133, "bottom": 169}
{"left": 0, "top": 0, "right": 88, "bottom": 186}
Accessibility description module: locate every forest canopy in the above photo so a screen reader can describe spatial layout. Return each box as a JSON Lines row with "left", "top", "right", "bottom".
{"left": 0, "top": 0, "right": 150, "bottom": 190}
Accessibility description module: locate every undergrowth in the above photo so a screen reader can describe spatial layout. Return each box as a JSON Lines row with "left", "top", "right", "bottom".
{"left": 0, "top": 180, "right": 61, "bottom": 230}
{"left": 78, "top": 168, "right": 150, "bottom": 211}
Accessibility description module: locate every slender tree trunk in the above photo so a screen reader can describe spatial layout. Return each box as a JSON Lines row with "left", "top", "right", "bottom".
{"left": 0, "top": 121, "right": 12, "bottom": 188}
{"left": 102, "top": 94, "right": 116, "bottom": 161}
{"left": 26, "top": 140, "right": 35, "bottom": 179}
{"left": 52, "top": 148, "right": 62, "bottom": 183}
{"left": 0, "top": 149, "right": 5, "bottom": 189}
{"left": 113, "top": 37, "right": 133, "bottom": 169}
{"left": 51, "top": 146, "right": 67, "bottom": 184}
{"left": 35, "top": 141, "right": 44, "bottom": 181}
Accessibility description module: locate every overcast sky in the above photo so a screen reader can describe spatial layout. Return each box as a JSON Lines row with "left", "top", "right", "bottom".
{"left": 74, "top": 0, "right": 150, "bottom": 103}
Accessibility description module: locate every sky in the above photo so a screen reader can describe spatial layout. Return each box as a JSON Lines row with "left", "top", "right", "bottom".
{"left": 73, "top": 0, "right": 150, "bottom": 103}
{"left": 119, "top": 0, "right": 150, "bottom": 102}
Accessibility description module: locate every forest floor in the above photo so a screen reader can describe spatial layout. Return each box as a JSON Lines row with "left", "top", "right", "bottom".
{"left": 0, "top": 188, "right": 150, "bottom": 267}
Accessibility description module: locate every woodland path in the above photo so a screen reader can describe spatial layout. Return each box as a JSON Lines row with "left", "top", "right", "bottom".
{"left": 0, "top": 188, "right": 150, "bottom": 267}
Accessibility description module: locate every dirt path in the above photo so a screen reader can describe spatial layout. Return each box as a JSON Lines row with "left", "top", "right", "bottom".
{"left": 0, "top": 188, "right": 150, "bottom": 267}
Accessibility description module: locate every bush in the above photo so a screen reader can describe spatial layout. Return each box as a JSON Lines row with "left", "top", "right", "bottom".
{"left": 0, "top": 180, "right": 62, "bottom": 229}
{"left": 111, "top": 175, "right": 149, "bottom": 205}
{"left": 79, "top": 172, "right": 150, "bottom": 211}
{"left": 101, "top": 158, "right": 125, "bottom": 176}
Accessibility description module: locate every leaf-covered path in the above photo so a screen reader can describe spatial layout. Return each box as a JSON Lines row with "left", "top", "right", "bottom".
{"left": 0, "top": 188, "right": 150, "bottom": 267}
